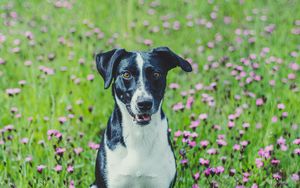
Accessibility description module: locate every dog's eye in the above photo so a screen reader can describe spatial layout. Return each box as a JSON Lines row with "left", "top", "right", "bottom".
{"left": 122, "top": 71, "right": 132, "bottom": 79}
{"left": 153, "top": 72, "right": 161, "bottom": 79}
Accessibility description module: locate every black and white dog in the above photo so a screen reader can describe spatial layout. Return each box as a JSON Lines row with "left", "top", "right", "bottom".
{"left": 91, "top": 47, "right": 192, "bottom": 188}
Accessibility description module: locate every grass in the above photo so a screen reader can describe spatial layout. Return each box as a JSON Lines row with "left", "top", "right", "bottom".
{"left": 0, "top": 0, "right": 300, "bottom": 187}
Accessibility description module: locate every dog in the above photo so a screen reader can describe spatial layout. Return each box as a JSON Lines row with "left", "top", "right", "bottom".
{"left": 91, "top": 47, "right": 192, "bottom": 188}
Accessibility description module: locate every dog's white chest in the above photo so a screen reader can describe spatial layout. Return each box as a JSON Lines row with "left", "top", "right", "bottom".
{"left": 105, "top": 118, "right": 176, "bottom": 188}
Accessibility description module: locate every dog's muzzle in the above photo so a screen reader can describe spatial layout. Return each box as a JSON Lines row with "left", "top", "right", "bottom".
{"left": 127, "top": 97, "right": 154, "bottom": 125}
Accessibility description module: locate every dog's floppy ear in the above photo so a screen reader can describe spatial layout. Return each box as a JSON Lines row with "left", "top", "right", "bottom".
{"left": 152, "top": 46, "right": 192, "bottom": 72}
{"left": 95, "top": 48, "right": 126, "bottom": 89}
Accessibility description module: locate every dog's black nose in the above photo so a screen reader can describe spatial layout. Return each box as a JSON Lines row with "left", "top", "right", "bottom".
{"left": 137, "top": 99, "right": 153, "bottom": 111}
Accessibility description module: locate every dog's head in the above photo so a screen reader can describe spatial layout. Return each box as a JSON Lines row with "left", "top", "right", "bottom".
{"left": 95, "top": 47, "right": 192, "bottom": 125}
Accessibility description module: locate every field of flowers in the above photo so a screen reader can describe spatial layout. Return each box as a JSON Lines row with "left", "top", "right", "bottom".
{"left": 0, "top": 0, "right": 300, "bottom": 187}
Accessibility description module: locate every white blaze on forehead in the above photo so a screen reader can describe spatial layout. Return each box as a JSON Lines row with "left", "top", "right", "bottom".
{"left": 130, "top": 53, "right": 152, "bottom": 113}
{"left": 136, "top": 53, "right": 146, "bottom": 93}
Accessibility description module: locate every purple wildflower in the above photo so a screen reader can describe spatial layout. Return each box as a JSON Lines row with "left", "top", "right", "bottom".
{"left": 88, "top": 142, "right": 100, "bottom": 150}
{"left": 87, "top": 74, "right": 94, "bottom": 81}
{"left": 58, "top": 116, "right": 67, "bottom": 124}
{"left": 74, "top": 147, "right": 83, "bottom": 155}
{"left": 207, "top": 148, "right": 218, "bottom": 155}
{"left": 199, "top": 158, "right": 210, "bottom": 166}
{"left": 172, "top": 102, "right": 184, "bottom": 111}
{"left": 67, "top": 165, "right": 74, "bottom": 173}
{"left": 193, "top": 172, "right": 200, "bottom": 181}
{"left": 291, "top": 173, "right": 299, "bottom": 181}
{"left": 37, "top": 165, "right": 46, "bottom": 173}
{"left": 273, "top": 173, "right": 282, "bottom": 180}
{"left": 255, "top": 158, "right": 264, "bottom": 168}
{"left": 55, "top": 147, "right": 66, "bottom": 156}
{"left": 54, "top": 165, "right": 62, "bottom": 172}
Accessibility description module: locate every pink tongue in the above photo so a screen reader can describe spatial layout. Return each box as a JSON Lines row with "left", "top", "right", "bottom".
{"left": 136, "top": 114, "right": 151, "bottom": 121}
{"left": 142, "top": 114, "right": 150, "bottom": 121}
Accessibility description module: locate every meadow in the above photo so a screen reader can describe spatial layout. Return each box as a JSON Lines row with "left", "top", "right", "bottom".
{"left": 0, "top": 0, "right": 300, "bottom": 187}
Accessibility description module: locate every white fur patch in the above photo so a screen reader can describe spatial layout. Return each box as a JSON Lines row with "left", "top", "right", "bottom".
{"left": 130, "top": 53, "right": 153, "bottom": 114}
{"left": 104, "top": 96, "right": 176, "bottom": 188}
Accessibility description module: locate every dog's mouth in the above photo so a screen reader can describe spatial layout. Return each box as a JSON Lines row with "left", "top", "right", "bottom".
{"left": 126, "top": 105, "right": 152, "bottom": 125}
{"left": 134, "top": 114, "right": 151, "bottom": 124}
